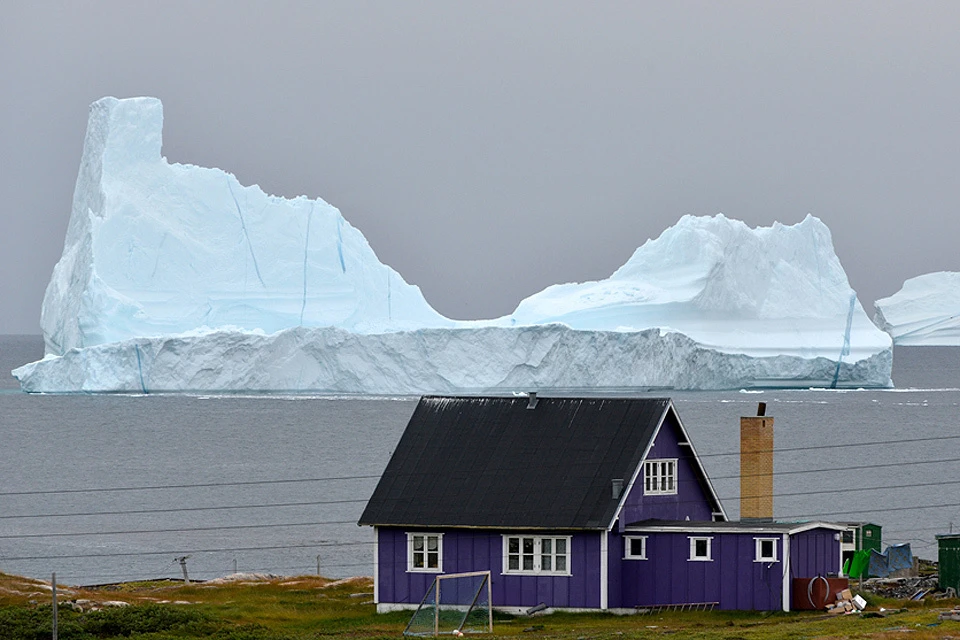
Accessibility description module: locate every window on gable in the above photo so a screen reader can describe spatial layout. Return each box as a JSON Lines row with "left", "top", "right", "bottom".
{"left": 688, "top": 536, "right": 712, "bottom": 561}
{"left": 625, "top": 536, "right": 648, "bottom": 560}
{"left": 408, "top": 533, "right": 442, "bottom": 572}
{"left": 503, "top": 535, "right": 570, "bottom": 575}
{"left": 755, "top": 537, "right": 778, "bottom": 562}
{"left": 644, "top": 459, "right": 678, "bottom": 495}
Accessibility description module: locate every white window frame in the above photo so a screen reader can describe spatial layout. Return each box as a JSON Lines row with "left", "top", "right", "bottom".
{"left": 688, "top": 536, "right": 713, "bottom": 561}
{"left": 624, "top": 535, "right": 648, "bottom": 560}
{"left": 643, "top": 459, "right": 678, "bottom": 495}
{"left": 755, "top": 537, "right": 779, "bottom": 562}
{"left": 502, "top": 535, "right": 572, "bottom": 576}
{"left": 407, "top": 532, "right": 443, "bottom": 573}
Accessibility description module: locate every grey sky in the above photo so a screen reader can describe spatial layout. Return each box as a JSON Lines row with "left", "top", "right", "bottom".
{"left": 2, "top": 1, "right": 959, "bottom": 334}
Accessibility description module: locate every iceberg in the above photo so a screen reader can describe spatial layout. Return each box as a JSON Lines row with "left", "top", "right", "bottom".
{"left": 874, "top": 272, "right": 960, "bottom": 345}
{"left": 14, "top": 97, "right": 893, "bottom": 393}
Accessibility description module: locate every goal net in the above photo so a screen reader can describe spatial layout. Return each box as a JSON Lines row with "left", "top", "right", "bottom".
{"left": 403, "top": 570, "right": 492, "bottom": 636}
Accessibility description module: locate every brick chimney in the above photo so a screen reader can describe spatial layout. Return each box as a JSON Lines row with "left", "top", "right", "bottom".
{"left": 740, "top": 402, "right": 774, "bottom": 523}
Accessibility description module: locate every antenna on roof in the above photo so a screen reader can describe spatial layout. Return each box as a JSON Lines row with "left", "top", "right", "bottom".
{"left": 526, "top": 392, "right": 538, "bottom": 409}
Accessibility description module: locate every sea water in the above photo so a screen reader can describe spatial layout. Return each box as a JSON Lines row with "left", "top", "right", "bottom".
{"left": 1, "top": 336, "right": 958, "bottom": 585}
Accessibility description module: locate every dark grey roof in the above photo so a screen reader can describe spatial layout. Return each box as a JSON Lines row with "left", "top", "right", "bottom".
{"left": 358, "top": 396, "right": 672, "bottom": 530}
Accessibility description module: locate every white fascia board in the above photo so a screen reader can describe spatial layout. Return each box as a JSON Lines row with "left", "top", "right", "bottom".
{"left": 667, "top": 401, "right": 727, "bottom": 521}
{"left": 600, "top": 531, "right": 609, "bottom": 610}
{"left": 781, "top": 533, "right": 791, "bottom": 612}
{"left": 607, "top": 403, "right": 670, "bottom": 532}
{"left": 373, "top": 526, "right": 379, "bottom": 604}
{"left": 785, "top": 521, "right": 847, "bottom": 535}
{"left": 625, "top": 524, "right": 793, "bottom": 534}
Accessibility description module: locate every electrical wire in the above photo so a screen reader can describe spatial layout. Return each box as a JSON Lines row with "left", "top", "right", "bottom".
{"left": 0, "top": 473, "right": 381, "bottom": 497}
{"left": 0, "top": 497, "right": 369, "bottom": 520}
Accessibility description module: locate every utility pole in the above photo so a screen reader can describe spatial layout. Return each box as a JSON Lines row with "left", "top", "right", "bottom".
{"left": 317, "top": 554, "right": 321, "bottom": 577}
{"left": 175, "top": 556, "right": 191, "bottom": 584}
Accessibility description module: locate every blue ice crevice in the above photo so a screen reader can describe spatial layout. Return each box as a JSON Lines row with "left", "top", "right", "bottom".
{"left": 135, "top": 343, "right": 148, "bottom": 394}
{"left": 830, "top": 293, "right": 857, "bottom": 389}
{"left": 336, "top": 217, "right": 346, "bottom": 273}
{"left": 226, "top": 178, "right": 266, "bottom": 287}
{"left": 300, "top": 203, "right": 314, "bottom": 325}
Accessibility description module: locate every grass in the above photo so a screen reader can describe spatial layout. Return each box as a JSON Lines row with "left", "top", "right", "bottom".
{"left": 1, "top": 571, "right": 958, "bottom": 639}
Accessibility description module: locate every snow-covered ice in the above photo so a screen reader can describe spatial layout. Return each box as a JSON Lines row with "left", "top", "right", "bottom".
{"left": 874, "top": 272, "right": 960, "bottom": 345}
{"left": 14, "top": 97, "right": 893, "bottom": 392}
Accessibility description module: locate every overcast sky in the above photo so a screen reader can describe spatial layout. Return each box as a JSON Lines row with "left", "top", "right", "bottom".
{"left": 2, "top": 1, "right": 959, "bottom": 334}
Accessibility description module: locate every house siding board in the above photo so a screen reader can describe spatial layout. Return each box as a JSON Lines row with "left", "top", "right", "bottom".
{"left": 377, "top": 527, "right": 601, "bottom": 609}
{"left": 617, "top": 532, "right": 783, "bottom": 610}
{"left": 789, "top": 528, "right": 841, "bottom": 578}
{"left": 619, "top": 413, "right": 715, "bottom": 526}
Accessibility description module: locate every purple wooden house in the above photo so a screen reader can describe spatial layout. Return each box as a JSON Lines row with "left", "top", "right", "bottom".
{"left": 358, "top": 396, "right": 842, "bottom": 613}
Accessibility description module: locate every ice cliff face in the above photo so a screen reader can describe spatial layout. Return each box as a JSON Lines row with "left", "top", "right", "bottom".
{"left": 874, "top": 272, "right": 960, "bottom": 345}
{"left": 15, "top": 96, "right": 893, "bottom": 392}
{"left": 41, "top": 97, "right": 450, "bottom": 357}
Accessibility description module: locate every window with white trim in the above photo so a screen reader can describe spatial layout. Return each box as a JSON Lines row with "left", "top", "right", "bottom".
{"left": 755, "top": 537, "right": 778, "bottom": 562}
{"left": 624, "top": 536, "right": 648, "bottom": 560}
{"left": 407, "top": 533, "right": 442, "bottom": 572}
{"left": 643, "top": 459, "right": 677, "bottom": 495}
{"left": 503, "top": 535, "right": 571, "bottom": 575}
{"left": 688, "top": 536, "right": 712, "bottom": 561}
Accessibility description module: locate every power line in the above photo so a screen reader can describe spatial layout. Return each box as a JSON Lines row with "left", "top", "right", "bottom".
{"left": 708, "top": 455, "right": 960, "bottom": 481}
{"left": 4, "top": 476, "right": 958, "bottom": 522}
{"left": 1, "top": 432, "right": 957, "bottom": 499}
{"left": 0, "top": 520, "right": 359, "bottom": 540}
{"left": 696, "top": 432, "right": 960, "bottom": 459}
{"left": 0, "top": 474, "right": 381, "bottom": 497}
{"left": 0, "top": 540, "right": 373, "bottom": 562}
{"left": 0, "top": 497, "right": 369, "bottom": 520}
{"left": 782, "top": 500, "right": 960, "bottom": 521}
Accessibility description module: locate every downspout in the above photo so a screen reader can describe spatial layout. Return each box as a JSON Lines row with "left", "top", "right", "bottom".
{"left": 600, "top": 531, "right": 609, "bottom": 610}
{"left": 781, "top": 533, "right": 791, "bottom": 612}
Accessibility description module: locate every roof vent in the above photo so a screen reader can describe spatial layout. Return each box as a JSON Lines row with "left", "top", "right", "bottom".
{"left": 611, "top": 478, "right": 624, "bottom": 499}
{"left": 526, "top": 392, "right": 539, "bottom": 409}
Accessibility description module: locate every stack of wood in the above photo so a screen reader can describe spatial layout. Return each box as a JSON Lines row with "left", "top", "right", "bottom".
{"left": 825, "top": 588, "right": 866, "bottom": 614}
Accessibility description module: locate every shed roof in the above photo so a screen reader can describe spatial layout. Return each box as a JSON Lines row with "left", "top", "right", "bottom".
{"left": 358, "top": 395, "right": 676, "bottom": 530}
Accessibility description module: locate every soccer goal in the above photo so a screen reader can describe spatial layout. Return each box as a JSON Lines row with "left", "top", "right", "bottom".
{"left": 403, "top": 570, "right": 493, "bottom": 636}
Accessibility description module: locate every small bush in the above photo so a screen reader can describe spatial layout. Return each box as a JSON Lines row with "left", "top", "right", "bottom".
{"left": 81, "top": 603, "right": 217, "bottom": 637}
{"left": 0, "top": 605, "right": 89, "bottom": 640}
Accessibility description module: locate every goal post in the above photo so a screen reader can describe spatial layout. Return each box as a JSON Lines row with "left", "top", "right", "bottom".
{"left": 403, "top": 570, "right": 493, "bottom": 636}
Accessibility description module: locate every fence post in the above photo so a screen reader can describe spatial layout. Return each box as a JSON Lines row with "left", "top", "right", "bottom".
{"left": 52, "top": 572, "right": 58, "bottom": 640}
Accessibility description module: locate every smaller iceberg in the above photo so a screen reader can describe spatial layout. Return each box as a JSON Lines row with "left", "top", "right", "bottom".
{"left": 874, "top": 272, "right": 960, "bottom": 345}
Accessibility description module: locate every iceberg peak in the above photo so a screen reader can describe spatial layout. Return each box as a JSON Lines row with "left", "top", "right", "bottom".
{"left": 40, "top": 96, "right": 451, "bottom": 356}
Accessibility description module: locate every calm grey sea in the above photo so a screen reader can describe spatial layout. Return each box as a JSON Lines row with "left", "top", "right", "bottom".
{"left": 1, "top": 335, "right": 958, "bottom": 586}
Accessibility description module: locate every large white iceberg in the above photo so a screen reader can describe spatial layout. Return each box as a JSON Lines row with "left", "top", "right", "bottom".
{"left": 874, "top": 272, "right": 960, "bottom": 345}
{"left": 14, "top": 97, "right": 892, "bottom": 392}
